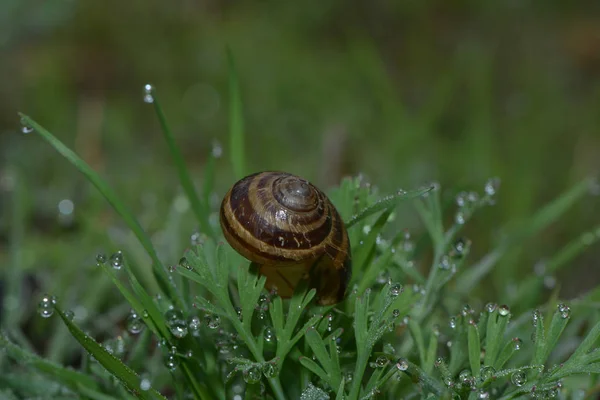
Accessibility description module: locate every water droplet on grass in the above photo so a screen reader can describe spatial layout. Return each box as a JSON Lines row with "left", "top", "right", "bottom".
{"left": 449, "top": 317, "right": 457, "bottom": 329}
{"left": 127, "top": 311, "right": 144, "bottom": 334}
{"left": 165, "top": 309, "right": 188, "bottom": 338}
{"left": 212, "top": 140, "right": 223, "bottom": 158}
{"left": 389, "top": 283, "right": 403, "bottom": 297}
{"left": 486, "top": 303, "right": 497, "bottom": 313}
{"left": 64, "top": 310, "right": 75, "bottom": 321}
{"left": 140, "top": 378, "right": 151, "bottom": 391}
{"left": 395, "top": 358, "right": 408, "bottom": 371}
{"left": 557, "top": 303, "right": 570, "bottom": 319}
{"left": 455, "top": 212, "right": 465, "bottom": 225}
{"left": 498, "top": 305, "right": 510, "bottom": 316}
{"left": 205, "top": 314, "right": 220, "bottom": 329}
{"left": 262, "top": 363, "right": 277, "bottom": 378}
{"left": 20, "top": 117, "right": 33, "bottom": 134}
{"left": 264, "top": 327, "right": 275, "bottom": 343}
{"left": 484, "top": 178, "right": 500, "bottom": 196}
{"left": 96, "top": 253, "right": 107, "bottom": 265}
{"left": 243, "top": 366, "right": 261, "bottom": 384}
{"left": 178, "top": 257, "right": 192, "bottom": 270}
{"left": 511, "top": 371, "right": 527, "bottom": 387}
{"left": 143, "top": 84, "right": 155, "bottom": 103}
{"left": 110, "top": 251, "right": 124, "bottom": 270}
{"left": 38, "top": 294, "right": 56, "bottom": 318}
{"left": 164, "top": 354, "right": 178, "bottom": 370}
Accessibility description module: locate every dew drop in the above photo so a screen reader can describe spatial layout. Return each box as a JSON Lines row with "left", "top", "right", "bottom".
{"left": 127, "top": 311, "right": 144, "bottom": 334}
{"left": 212, "top": 140, "right": 223, "bottom": 158}
{"left": 453, "top": 238, "right": 469, "bottom": 255}
{"left": 235, "top": 307, "right": 243, "bottom": 321}
{"left": 37, "top": 294, "right": 55, "bottom": 318}
{"left": 395, "top": 358, "right": 408, "bottom": 371}
{"left": 512, "top": 337, "right": 522, "bottom": 350}
{"left": 96, "top": 253, "right": 107, "bottom": 265}
{"left": 178, "top": 257, "right": 192, "bottom": 270}
{"left": 557, "top": 303, "right": 570, "bottom": 319}
{"left": 478, "top": 390, "right": 490, "bottom": 399}
{"left": 164, "top": 354, "right": 178, "bottom": 371}
{"left": 480, "top": 366, "right": 495, "bottom": 381}
{"left": 64, "top": 310, "right": 75, "bottom": 321}
{"left": 461, "top": 304, "right": 473, "bottom": 317}
{"left": 456, "top": 192, "right": 467, "bottom": 207}
{"left": 392, "top": 309, "right": 400, "bottom": 318}
{"left": 449, "top": 317, "right": 457, "bottom": 329}
{"left": 498, "top": 305, "right": 510, "bottom": 316}
{"left": 20, "top": 117, "right": 34, "bottom": 134}
{"left": 510, "top": 371, "right": 527, "bottom": 387}
{"left": 484, "top": 178, "right": 500, "bottom": 196}
{"left": 190, "top": 232, "right": 205, "bottom": 246}
{"left": 110, "top": 251, "right": 124, "bottom": 270}
{"left": 143, "top": 84, "right": 155, "bottom": 104}
{"left": 165, "top": 309, "right": 188, "bottom": 338}
{"left": 389, "top": 283, "right": 403, "bottom": 297}
{"left": 262, "top": 363, "right": 277, "bottom": 378}
{"left": 543, "top": 275, "right": 556, "bottom": 289}
{"left": 486, "top": 303, "right": 497, "bottom": 313}
{"left": 204, "top": 314, "right": 221, "bottom": 329}
{"left": 438, "top": 256, "right": 452, "bottom": 270}
{"left": 374, "top": 355, "right": 388, "bottom": 368}
{"left": 467, "top": 192, "right": 479, "bottom": 203}
{"left": 455, "top": 212, "right": 465, "bottom": 225}
{"left": 459, "top": 370, "right": 472, "bottom": 385}
{"left": 532, "top": 309, "right": 541, "bottom": 326}
{"left": 264, "top": 327, "right": 276, "bottom": 344}
{"left": 140, "top": 378, "right": 151, "bottom": 391}
{"left": 243, "top": 366, "right": 261, "bottom": 384}
{"left": 189, "top": 316, "right": 201, "bottom": 335}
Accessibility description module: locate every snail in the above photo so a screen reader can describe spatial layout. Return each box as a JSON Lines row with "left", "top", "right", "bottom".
{"left": 220, "top": 171, "right": 352, "bottom": 305}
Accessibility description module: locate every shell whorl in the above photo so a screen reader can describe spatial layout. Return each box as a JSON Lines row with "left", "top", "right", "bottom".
{"left": 220, "top": 171, "right": 351, "bottom": 304}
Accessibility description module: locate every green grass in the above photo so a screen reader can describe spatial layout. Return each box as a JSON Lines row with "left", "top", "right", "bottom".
{"left": 2, "top": 50, "right": 599, "bottom": 398}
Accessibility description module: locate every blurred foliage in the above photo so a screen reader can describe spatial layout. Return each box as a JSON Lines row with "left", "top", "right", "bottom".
{"left": 0, "top": 0, "right": 599, "bottom": 364}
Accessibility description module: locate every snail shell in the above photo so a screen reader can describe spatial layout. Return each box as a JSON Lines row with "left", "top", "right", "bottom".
{"left": 219, "top": 171, "right": 351, "bottom": 305}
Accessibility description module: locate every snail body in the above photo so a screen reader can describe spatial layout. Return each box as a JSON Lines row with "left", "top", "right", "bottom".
{"left": 220, "top": 171, "right": 351, "bottom": 305}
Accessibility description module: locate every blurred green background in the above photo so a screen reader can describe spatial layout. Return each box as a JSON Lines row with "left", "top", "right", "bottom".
{"left": 1, "top": 1, "right": 599, "bottom": 358}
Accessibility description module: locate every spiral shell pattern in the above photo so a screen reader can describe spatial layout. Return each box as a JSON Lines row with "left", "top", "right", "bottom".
{"left": 220, "top": 171, "right": 351, "bottom": 305}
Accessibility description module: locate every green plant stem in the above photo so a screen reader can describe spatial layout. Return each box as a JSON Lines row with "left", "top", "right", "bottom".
{"left": 229, "top": 317, "right": 286, "bottom": 400}
{"left": 150, "top": 95, "right": 215, "bottom": 239}
{"left": 20, "top": 114, "right": 182, "bottom": 310}
{"left": 348, "top": 350, "right": 370, "bottom": 399}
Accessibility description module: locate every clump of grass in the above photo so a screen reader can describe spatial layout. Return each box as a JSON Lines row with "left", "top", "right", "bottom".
{"left": 3, "top": 53, "right": 600, "bottom": 400}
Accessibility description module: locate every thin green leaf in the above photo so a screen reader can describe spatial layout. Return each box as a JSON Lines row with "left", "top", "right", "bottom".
{"left": 54, "top": 307, "right": 167, "bottom": 400}
{"left": 19, "top": 114, "right": 175, "bottom": 307}
{"left": 149, "top": 88, "right": 214, "bottom": 239}
{"left": 458, "top": 178, "right": 593, "bottom": 292}
{"left": 227, "top": 47, "right": 246, "bottom": 180}
{"left": 408, "top": 319, "right": 427, "bottom": 368}
{"left": 346, "top": 186, "right": 432, "bottom": 229}
{"left": 468, "top": 322, "right": 481, "bottom": 378}
{"left": 1, "top": 332, "right": 99, "bottom": 391}
{"left": 531, "top": 311, "right": 546, "bottom": 367}
{"left": 568, "top": 320, "right": 600, "bottom": 361}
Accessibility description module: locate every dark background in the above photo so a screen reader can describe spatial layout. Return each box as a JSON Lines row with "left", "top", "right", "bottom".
{"left": 1, "top": 1, "right": 599, "bottom": 358}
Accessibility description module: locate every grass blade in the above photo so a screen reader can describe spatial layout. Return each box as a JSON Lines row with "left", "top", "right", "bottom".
{"left": 19, "top": 114, "right": 176, "bottom": 307}
{"left": 148, "top": 87, "right": 215, "bottom": 239}
{"left": 468, "top": 322, "right": 481, "bottom": 378}
{"left": 54, "top": 307, "right": 167, "bottom": 400}
{"left": 227, "top": 48, "right": 246, "bottom": 180}
{"left": 345, "top": 186, "right": 432, "bottom": 229}
{"left": 458, "top": 177, "right": 593, "bottom": 293}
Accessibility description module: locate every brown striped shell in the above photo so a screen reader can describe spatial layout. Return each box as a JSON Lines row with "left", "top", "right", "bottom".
{"left": 220, "top": 171, "right": 351, "bottom": 305}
